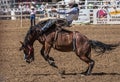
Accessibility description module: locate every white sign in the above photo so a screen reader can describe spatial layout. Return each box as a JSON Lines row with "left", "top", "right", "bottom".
{"left": 72, "top": 9, "right": 90, "bottom": 24}
{"left": 93, "top": 8, "right": 120, "bottom": 24}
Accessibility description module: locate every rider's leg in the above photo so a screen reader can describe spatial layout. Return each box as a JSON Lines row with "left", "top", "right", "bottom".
{"left": 33, "top": 16, "right": 36, "bottom": 26}
{"left": 30, "top": 18, "right": 33, "bottom": 26}
{"left": 34, "top": 15, "right": 36, "bottom": 26}
{"left": 41, "top": 19, "right": 56, "bottom": 33}
{"left": 30, "top": 15, "right": 33, "bottom": 26}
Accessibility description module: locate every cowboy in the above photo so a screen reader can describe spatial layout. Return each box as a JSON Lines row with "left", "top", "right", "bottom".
{"left": 40, "top": 2, "right": 79, "bottom": 34}
{"left": 30, "top": 6, "right": 36, "bottom": 26}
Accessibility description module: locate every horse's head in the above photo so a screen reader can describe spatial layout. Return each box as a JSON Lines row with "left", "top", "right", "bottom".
{"left": 19, "top": 26, "right": 38, "bottom": 63}
{"left": 19, "top": 41, "right": 34, "bottom": 63}
{"left": 19, "top": 20, "right": 52, "bottom": 63}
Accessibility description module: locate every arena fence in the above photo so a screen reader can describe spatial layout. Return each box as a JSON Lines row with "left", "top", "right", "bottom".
{"left": 0, "top": 1, "right": 120, "bottom": 25}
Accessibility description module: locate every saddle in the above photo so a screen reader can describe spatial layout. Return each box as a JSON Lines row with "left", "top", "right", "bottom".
{"left": 55, "top": 18, "right": 68, "bottom": 27}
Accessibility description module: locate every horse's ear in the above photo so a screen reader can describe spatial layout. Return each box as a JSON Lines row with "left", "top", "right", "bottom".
{"left": 19, "top": 41, "right": 24, "bottom": 51}
{"left": 20, "top": 41, "right": 24, "bottom": 45}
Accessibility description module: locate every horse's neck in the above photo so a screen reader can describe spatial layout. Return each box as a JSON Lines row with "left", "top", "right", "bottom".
{"left": 24, "top": 34, "right": 37, "bottom": 46}
{"left": 24, "top": 39, "right": 34, "bottom": 46}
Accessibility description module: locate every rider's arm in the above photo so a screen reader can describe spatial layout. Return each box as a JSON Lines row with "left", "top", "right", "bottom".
{"left": 57, "top": 8, "right": 78, "bottom": 14}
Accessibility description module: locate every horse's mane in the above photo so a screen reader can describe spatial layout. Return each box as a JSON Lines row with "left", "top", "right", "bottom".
{"left": 24, "top": 26, "right": 34, "bottom": 45}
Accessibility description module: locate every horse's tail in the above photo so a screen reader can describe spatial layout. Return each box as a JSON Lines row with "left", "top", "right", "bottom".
{"left": 89, "top": 40, "right": 120, "bottom": 54}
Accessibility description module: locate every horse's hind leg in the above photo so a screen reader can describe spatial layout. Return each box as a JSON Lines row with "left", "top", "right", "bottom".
{"left": 81, "top": 56, "right": 95, "bottom": 75}
{"left": 76, "top": 47, "right": 95, "bottom": 75}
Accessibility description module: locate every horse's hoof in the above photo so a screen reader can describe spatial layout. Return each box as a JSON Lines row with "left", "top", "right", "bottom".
{"left": 80, "top": 72, "right": 91, "bottom": 76}
{"left": 59, "top": 70, "right": 65, "bottom": 75}
{"left": 25, "top": 59, "right": 30, "bottom": 64}
{"left": 50, "top": 61, "right": 58, "bottom": 68}
{"left": 49, "top": 57, "right": 54, "bottom": 61}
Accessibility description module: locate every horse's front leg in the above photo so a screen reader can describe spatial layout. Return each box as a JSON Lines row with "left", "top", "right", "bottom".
{"left": 40, "top": 46, "right": 47, "bottom": 60}
{"left": 41, "top": 45, "right": 54, "bottom": 61}
{"left": 40, "top": 42, "right": 58, "bottom": 68}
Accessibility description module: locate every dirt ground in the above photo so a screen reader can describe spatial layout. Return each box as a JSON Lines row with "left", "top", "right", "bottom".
{"left": 0, "top": 20, "right": 120, "bottom": 82}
